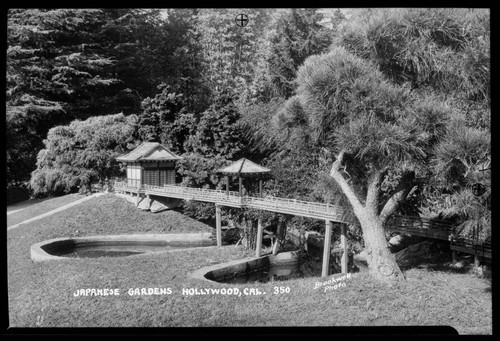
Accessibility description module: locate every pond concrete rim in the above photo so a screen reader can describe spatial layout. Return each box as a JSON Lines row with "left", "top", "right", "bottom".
{"left": 190, "top": 250, "right": 300, "bottom": 284}
{"left": 31, "top": 233, "right": 214, "bottom": 262}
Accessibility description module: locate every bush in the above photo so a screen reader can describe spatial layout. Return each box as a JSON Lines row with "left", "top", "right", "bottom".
{"left": 30, "top": 113, "right": 139, "bottom": 197}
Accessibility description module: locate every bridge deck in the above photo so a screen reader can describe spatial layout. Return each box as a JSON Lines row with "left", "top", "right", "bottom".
{"left": 385, "top": 215, "right": 452, "bottom": 241}
{"left": 118, "top": 182, "right": 353, "bottom": 223}
{"left": 115, "top": 181, "right": 491, "bottom": 261}
{"left": 115, "top": 181, "right": 455, "bottom": 233}
{"left": 450, "top": 239, "right": 492, "bottom": 259}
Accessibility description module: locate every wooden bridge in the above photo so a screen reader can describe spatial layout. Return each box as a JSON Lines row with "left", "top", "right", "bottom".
{"left": 114, "top": 181, "right": 489, "bottom": 276}
{"left": 385, "top": 215, "right": 452, "bottom": 241}
{"left": 117, "top": 182, "right": 358, "bottom": 224}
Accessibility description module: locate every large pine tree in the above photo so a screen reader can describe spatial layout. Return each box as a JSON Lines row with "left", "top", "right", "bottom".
{"left": 274, "top": 47, "right": 452, "bottom": 283}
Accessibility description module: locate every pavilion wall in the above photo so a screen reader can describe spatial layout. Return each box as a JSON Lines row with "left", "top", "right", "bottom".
{"left": 125, "top": 161, "right": 177, "bottom": 187}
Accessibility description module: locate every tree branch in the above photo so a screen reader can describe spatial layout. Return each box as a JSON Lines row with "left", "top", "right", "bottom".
{"left": 365, "top": 168, "right": 386, "bottom": 215}
{"left": 379, "top": 171, "right": 416, "bottom": 223}
{"left": 330, "top": 150, "right": 365, "bottom": 215}
{"left": 378, "top": 171, "right": 414, "bottom": 211}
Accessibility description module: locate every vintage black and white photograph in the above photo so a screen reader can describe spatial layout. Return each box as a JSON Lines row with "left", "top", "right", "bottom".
{"left": 6, "top": 8, "right": 491, "bottom": 334}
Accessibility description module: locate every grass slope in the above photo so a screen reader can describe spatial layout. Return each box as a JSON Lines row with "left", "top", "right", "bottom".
{"left": 7, "top": 194, "right": 492, "bottom": 333}
{"left": 7, "top": 193, "right": 85, "bottom": 227}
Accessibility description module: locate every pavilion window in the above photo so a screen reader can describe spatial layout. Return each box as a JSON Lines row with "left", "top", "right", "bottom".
{"left": 128, "top": 163, "right": 142, "bottom": 187}
{"left": 127, "top": 167, "right": 132, "bottom": 186}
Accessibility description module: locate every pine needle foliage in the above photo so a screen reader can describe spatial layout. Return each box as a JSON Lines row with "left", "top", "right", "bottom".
{"left": 335, "top": 8, "right": 490, "bottom": 104}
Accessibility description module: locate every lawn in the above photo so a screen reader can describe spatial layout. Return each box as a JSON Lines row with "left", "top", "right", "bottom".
{"left": 7, "top": 193, "right": 86, "bottom": 227}
{"left": 7, "top": 194, "right": 492, "bottom": 333}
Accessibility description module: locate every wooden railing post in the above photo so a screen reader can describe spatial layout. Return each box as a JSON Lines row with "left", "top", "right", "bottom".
{"left": 322, "top": 220, "right": 332, "bottom": 277}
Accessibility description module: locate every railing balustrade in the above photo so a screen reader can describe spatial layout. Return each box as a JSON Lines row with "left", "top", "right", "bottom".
{"left": 113, "top": 180, "right": 453, "bottom": 230}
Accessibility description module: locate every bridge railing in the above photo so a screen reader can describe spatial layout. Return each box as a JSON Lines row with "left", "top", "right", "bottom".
{"left": 242, "top": 195, "right": 354, "bottom": 223}
{"left": 114, "top": 181, "right": 143, "bottom": 192}
{"left": 387, "top": 215, "right": 453, "bottom": 231}
{"left": 143, "top": 184, "right": 243, "bottom": 206}
{"left": 114, "top": 180, "right": 455, "bottom": 233}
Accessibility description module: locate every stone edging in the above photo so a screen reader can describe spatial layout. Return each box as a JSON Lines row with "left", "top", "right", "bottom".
{"left": 190, "top": 250, "right": 300, "bottom": 284}
{"left": 31, "top": 233, "right": 214, "bottom": 262}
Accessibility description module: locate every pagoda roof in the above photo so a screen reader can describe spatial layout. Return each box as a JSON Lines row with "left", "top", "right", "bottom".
{"left": 217, "top": 158, "right": 271, "bottom": 176}
{"left": 116, "top": 142, "right": 182, "bottom": 162}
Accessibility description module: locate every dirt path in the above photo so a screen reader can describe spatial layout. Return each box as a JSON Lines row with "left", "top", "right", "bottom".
{"left": 7, "top": 193, "right": 106, "bottom": 231}
{"left": 7, "top": 209, "right": 24, "bottom": 216}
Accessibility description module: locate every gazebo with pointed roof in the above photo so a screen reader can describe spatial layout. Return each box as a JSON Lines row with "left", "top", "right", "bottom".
{"left": 217, "top": 158, "right": 271, "bottom": 197}
{"left": 117, "top": 142, "right": 182, "bottom": 187}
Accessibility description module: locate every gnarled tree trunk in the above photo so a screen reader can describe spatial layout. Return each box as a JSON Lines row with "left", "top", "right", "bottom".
{"left": 357, "top": 213, "right": 405, "bottom": 283}
{"left": 330, "top": 150, "right": 412, "bottom": 283}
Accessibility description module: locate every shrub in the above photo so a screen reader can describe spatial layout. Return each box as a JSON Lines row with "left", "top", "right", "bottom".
{"left": 30, "top": 113, "right": 139, "bottom": 197}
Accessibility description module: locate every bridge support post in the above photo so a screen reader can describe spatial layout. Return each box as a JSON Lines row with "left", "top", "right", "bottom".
{"left": 340, "top": 223, "right": 348, "bottom": 273}
{"left": 136, "top": 191, "right": 140, "bottom": 207}
{"left": 256, "top": 217, "right": 263, "bottom": 257}
{"left": 216, "top": 204, "right": 222, "bottom": 247}
{"left": 322, "top": 220, "right": 332, "bottom": 277}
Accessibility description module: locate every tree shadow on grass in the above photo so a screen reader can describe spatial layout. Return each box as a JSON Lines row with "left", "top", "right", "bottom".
{"left": 399, "top": 254, "right": 494, "bottom": 290}
{"left": 398, "top": 253, "right": 474, "bottom": 275}
{"left": 393, "top": 240, "right": 491, "bottom": 278}
{"left": 170, "top": 206, "right": 186, "bottom": 215}
{"left": 409, "top": 261, "right": 473, "bottom": 274}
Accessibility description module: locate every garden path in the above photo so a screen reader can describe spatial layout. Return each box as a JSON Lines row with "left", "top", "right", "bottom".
{"left": 7, "top": 193, "right": 106, "bottom": 231}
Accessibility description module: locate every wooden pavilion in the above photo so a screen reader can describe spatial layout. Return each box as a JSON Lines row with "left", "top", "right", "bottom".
{"left": 116, "top": 142, "right": 182, "bottom": 187}
{"left": 217, "top": 158, "right": 271, "bottom": 197}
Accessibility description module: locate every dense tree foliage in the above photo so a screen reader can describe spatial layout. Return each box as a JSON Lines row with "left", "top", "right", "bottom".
{"left": 333, "top": 8, "right": 491, "bottom": 245}
{"left": 30, "top": 113, "right": 138, "bottom": 196}
{"left": 7, "top": 9, "right": 116, "bottom": 183}
{"left": 245, "top": 9, "right": 336, "bottom": 102}
{"left": 6, "top": 8, "right": 170, "bottom": 185}
{"left": 424, "top": 119, "right": 491, "bottom": 243}
{"left": 192, "top": 9, "right": 260, "bottom": 103}
{"left": 266, "top": 9, "right": 333, "bottom": 98}
{"left": 178, "top": 91, "right": 247, "bottom": 188}
{"left": 136, "top": 83, "right": 188, "bottom": 149}
{"left": 335, "top": 8, "right": 490, "bottom": 130}
{"left": 173, "top": 91, "right": 248, "bottom": 220}
{"left": 269, "top": 47, "right": 444, "bottom": 282}
{"left": 253, "top": 8, "right": 490, "bottom": 282}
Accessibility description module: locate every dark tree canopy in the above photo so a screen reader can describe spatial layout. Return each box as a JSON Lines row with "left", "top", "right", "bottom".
{"left": 6, "top": 9, "right": 169, "bottom": 184}
{"left": 266, "top": 9, "right": 333, "bottom": 98}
